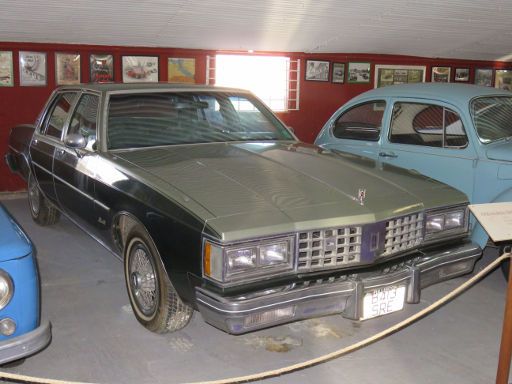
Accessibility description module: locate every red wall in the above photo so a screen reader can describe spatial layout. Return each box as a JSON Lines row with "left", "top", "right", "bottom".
{"left": 0, "top": 42, "right": 509, "bottom": 191}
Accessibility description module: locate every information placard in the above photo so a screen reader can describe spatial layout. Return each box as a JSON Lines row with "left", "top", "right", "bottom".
{"left": 469, "top": 202, "right": 512, "bottom": 242}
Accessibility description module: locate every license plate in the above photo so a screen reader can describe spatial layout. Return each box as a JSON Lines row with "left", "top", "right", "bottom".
{"left": 361, "top": 285, "right": 406, "bottom": 320}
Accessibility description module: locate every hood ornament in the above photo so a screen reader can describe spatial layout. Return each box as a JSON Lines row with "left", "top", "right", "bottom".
{"left": 358, "top": 188, "right": 367, "bottom": 206}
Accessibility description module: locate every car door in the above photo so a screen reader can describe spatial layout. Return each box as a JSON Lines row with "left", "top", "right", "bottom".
{"left": 53, "top": 92, "right": 100, "bottom": 230}
{"left": 378, "top": 98, "right": 477, "bottom": 199}
{"left": 30, "top": 91, "right": 79, "bottom": 203}
{"left": 316, "top": 99, "right": 388, "bottom": 160}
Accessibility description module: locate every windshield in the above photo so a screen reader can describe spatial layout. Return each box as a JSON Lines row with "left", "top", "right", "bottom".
{"left": 471, "top": 96, "right": 512, "bottom": 143}
{"left": 107, "top": 91, "right": 294, "bottom": 149}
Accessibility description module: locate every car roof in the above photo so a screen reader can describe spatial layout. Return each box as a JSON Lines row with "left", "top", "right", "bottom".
{"left": 351, "top": 83, "right": 512, "bottom": 106}
{"left": 55, "top": 82, "right": 250, "bottom": 94}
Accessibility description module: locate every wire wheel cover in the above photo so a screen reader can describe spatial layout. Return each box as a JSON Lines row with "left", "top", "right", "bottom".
{"left": 129, "top": 245, "right": 158, "bottom": 317}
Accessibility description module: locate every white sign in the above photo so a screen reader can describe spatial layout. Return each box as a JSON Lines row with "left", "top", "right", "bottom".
{"left": 469, "top": 202, "right": 512, "bottom": 242}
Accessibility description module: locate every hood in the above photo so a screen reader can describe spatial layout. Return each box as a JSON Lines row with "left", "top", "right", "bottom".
{"left": 486, "top": 139, "right": 512, "bottom": 162}
{"left": 113, "top": 142, "right": 467, "bottom": 241}
{"left": 0, "top": 205, "right": 33, "bottom": 261}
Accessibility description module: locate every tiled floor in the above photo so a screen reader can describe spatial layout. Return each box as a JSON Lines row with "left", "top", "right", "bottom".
{"left": 0, "top": 195, "right": 510, "bottom": 384}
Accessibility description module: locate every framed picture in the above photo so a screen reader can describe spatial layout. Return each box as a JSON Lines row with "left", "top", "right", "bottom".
{"left": 431, "top": 66, "right": 451, "bottom": 83}
{"left": 305, "top": 60, "right": 330, "bottom": 81}
{"left": 90, "top": 54, "right": 114, "bottom": 83}
{"left": 0, "top": 51, "right": 13, "bottom": 87}
{"left": 19, "top": 51, "right": 47, "bottom": 86}
{"left": 168, "top": 58, "right": 195, "bottom": 83}
{"left": 374, "top": 65, "right": 426, "bottom": 88}
{"left": 348, "top": 62, "right": 371, "bottom": 84}
{"left": 122, "top": 56, "right": 159, "bottom": 83}
{"left": 332, "top": 63, "right": 345, "bottom": 83}
{"left": 494, "top": 69, "right": 512, "bottom": 91}
{"left": 474, "top": 68, "right": 493, "bottom": 87}
{"left": 454, "top": 68, "right": 469, "bottom": 82}
{"left": 55, "top": 53, "right": 81, "bottom": 85}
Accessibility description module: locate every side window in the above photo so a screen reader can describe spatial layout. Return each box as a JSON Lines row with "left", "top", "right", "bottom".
{"left": 333, "top": 101, "right": 385, "bottom": 141}
{"left": 69, "top": 94, "right": 99, "bottom": 150}
{"left": 390, "top": 102, "right": 468, "bottom": 148}
{"left": 43, "top": 92, "right": 78, "bottom": 140}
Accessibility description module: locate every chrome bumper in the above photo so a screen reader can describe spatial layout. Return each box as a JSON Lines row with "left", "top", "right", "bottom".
{"left": 0, "top": 320, "right": 51, "bottom": 364}
{"left": 196, "top": 242, "right": 481, "bottom": 334}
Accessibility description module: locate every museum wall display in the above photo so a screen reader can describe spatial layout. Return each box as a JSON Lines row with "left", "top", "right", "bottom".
{"left": 0, "top": 41, "right": 510, "bottom": 191}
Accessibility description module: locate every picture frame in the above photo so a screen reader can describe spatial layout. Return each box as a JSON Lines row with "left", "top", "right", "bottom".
{"left": 55, "top": 53, "right": 81, "bottom": 85}
{"left": 374, "top": 65, "right": 426, "bottom": 88}
{"left": 494, "top": 69, "right": 512, "bottom": 91}
{"left": 348, "top": 62, "right": 371, "bottom": 84}
{"left": 454, "top": 68, "right": 470, "bottom": 82}
{"left": 331, "top": 63, "right": 345, "bottom": 84}
{"left": 305, "top": 60, "right": 330, "bottom": 82}
{"left": 474, "top": 68, "right": 493, "bottom": 87}
{"left": 168, "top": 57, "right": 195, "bottom": 83}
{"left": 19, "top": 51, "right": 47, "bottom": 86}
{"left": 122, "top": 56, "right": 159, "bottom": 83}
{"left": 90, "top": 54, "right": 114, "bottom": 83}
{"left": 431, "top": 66, "right": 451, "bottom": 83}
{"left": 0, "top": 51, "right": 14, "bottom": 87}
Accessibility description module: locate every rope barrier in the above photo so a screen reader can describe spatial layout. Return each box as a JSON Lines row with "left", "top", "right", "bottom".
{"left": 1, "top": 253, "right": 509, "bottom": 384}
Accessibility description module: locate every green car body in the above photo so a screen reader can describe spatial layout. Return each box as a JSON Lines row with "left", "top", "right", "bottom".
{"left": 6, "top": 84, "right": 481, "bottom": 334}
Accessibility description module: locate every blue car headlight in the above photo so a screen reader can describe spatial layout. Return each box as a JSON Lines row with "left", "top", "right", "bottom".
{"left": 0, "top": 270, "right": 14, "bottom": 310}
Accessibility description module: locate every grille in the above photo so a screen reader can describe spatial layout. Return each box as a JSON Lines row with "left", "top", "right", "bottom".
{"left": 382, "top": 213, "right": 424, "bottom": 256}
{"left": 297, "top": 227, "right": 362, "bottom": 271}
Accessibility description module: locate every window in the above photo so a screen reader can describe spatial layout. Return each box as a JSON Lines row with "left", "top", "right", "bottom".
{"left": 107, "top": 92, "right": 293, "bottom": 150}
{"left": 214, "top": 55, "right": 291, "bottom": 112}
{"left": 69, "top": 94, "right": 99, "bottom": 150}
{"left": 43, "top": 92, "right": 78, "bottom": 139}
{"left": 471, "top": 96, "right": 512, "bottom": 143}
{"left": 333, "top": 101, "right": 385, "bottom": 141}
{"left": 390, "top": 102, "right": 467, "bottom": 148}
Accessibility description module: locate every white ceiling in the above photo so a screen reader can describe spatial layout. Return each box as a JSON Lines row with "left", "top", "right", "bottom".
{"left": 2, "top": 0, "right": 512, "bottom": 61}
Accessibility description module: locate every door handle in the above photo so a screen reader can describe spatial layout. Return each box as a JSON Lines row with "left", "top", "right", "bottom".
{"left": 379, "top": 151, "right": 398, "bottom": 158}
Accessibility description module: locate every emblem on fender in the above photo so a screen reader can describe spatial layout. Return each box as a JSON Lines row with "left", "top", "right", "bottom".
{"left": 358, "top": 188, "right": 367, "bottom": 205}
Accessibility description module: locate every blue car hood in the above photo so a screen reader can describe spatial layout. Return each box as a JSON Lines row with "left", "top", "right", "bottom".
{"left": 486, "top": 140, "right": 512, "bottom": 162}
{"left": 0, "top": 205, "right": 32, "bottom": 262}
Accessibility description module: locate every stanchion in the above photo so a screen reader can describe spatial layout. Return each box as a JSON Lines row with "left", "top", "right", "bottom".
{"left": 497, "top": 255, "right": 512, "bottom": 384}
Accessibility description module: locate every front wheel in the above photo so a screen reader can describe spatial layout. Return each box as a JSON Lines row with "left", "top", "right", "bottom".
{"left": 124, "top": 225, "right": 192, "bottom": 333}
{"left": 28, "top": 174, "right": 60, "bottom": 226}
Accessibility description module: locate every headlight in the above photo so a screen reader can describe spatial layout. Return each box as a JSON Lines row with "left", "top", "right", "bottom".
{"left": 425, "top": 206, "right": 468, "bottom": 240}
{"left": 0, "top": 270, "right": 14, "bottom": 310}
{"left": 203, "top": 237, "right": 294, "bottom": 284}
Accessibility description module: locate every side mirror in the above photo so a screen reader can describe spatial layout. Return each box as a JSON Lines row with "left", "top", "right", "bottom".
{"left": 64, "top": 133, "right": 87, "bottom": 149}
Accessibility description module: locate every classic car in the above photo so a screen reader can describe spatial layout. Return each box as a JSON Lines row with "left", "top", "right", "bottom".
{"left": 6, "top": 83, "right": 482, "bottom": 335}
{"left": 0, "top": 203, "right": 51, "bottom": 364}
{"left": 315, "top": 83, "right": 512, "bottom": 276}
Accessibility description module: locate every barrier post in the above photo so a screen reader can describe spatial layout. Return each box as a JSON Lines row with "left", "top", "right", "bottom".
{"left": 496, "top": 257, "right": 512, "bottom": 384}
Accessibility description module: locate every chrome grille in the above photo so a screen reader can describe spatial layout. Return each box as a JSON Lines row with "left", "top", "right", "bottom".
{"left": 382, "top": 213, "right": 424, "bottom": 256}
{"left": 297, "top": 227, "right": 362, "bottom": 271}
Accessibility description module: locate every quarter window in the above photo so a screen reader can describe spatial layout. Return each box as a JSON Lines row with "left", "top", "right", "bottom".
{"left": 43, "top": 92, "right": 78, "bottom": 140}
{"left": 333, "top": 101, "right": 385, "bottom": 141}
{"left": 390, "top": 102, "right": 468, "bottom": 148}
{"left": 69, "top": 94, "right": 99, "bottom": 150}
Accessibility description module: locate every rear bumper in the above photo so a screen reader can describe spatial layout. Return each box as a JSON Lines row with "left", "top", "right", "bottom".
{"left": 196, "top": 242, "right": 481, "bottom": 334}
{"left": 0, "top": 320, "right": 51, "bottom": 364}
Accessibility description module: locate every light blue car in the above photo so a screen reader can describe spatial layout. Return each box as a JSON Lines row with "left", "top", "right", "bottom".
{"left": 315, "top": 83, "right": 512, "bottom": 274}
{"left": 0, "top": 203, "right": 51, "bottom": 364}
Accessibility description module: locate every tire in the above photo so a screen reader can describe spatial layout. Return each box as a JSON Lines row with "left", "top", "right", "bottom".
{"left": 27, "top": 174, "right": 60, "bottom": 226}
{"left": 124, "top": 225, "right": 193, "bottom": 333}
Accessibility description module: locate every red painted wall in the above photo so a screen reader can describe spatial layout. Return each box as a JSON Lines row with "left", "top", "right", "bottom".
{"left": 0, "top": 42, "right": 509, "bottom": 191}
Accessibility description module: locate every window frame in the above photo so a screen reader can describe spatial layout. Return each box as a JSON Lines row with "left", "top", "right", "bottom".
{"left": 66, "top": 91, "right": 101, "bottom": 152}
{"left": 331, "top": 100, "right": 386, "bottom": 142}
{"left": 40, "top": 91, "right": 79, "bottom": 141}
{"left": 388, "top": 101, "right": 469, "bottom": 150}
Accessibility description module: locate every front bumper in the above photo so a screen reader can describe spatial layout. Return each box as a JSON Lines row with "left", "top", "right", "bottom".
{"left": 196, "top": 242, "right": 481, "bottom": 334}
{"left": 0, "top": 320, "right": 51, "bottom": 365}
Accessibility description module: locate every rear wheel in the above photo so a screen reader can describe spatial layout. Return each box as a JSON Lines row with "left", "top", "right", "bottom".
{"left": 124, "top": 225, "right": 192, "bottom": 333}
{"left": 28, "top": 174, "right": 60, "bottom": 226}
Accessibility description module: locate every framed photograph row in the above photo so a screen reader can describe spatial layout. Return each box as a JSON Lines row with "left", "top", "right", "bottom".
{"left": 0, "top": 51, "right": 197, "bottom": 87}
{"left": 305, "top": 60, "right": 371, "bottom": 84}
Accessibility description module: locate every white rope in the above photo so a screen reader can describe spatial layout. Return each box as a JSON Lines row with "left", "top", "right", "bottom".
{"left": 1, "top": 253, "right": 509, "bottom": 384}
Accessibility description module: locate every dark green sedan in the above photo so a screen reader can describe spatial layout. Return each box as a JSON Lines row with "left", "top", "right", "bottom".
{"left": 6, "top": 84, "right": 481, "bottom": 334}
